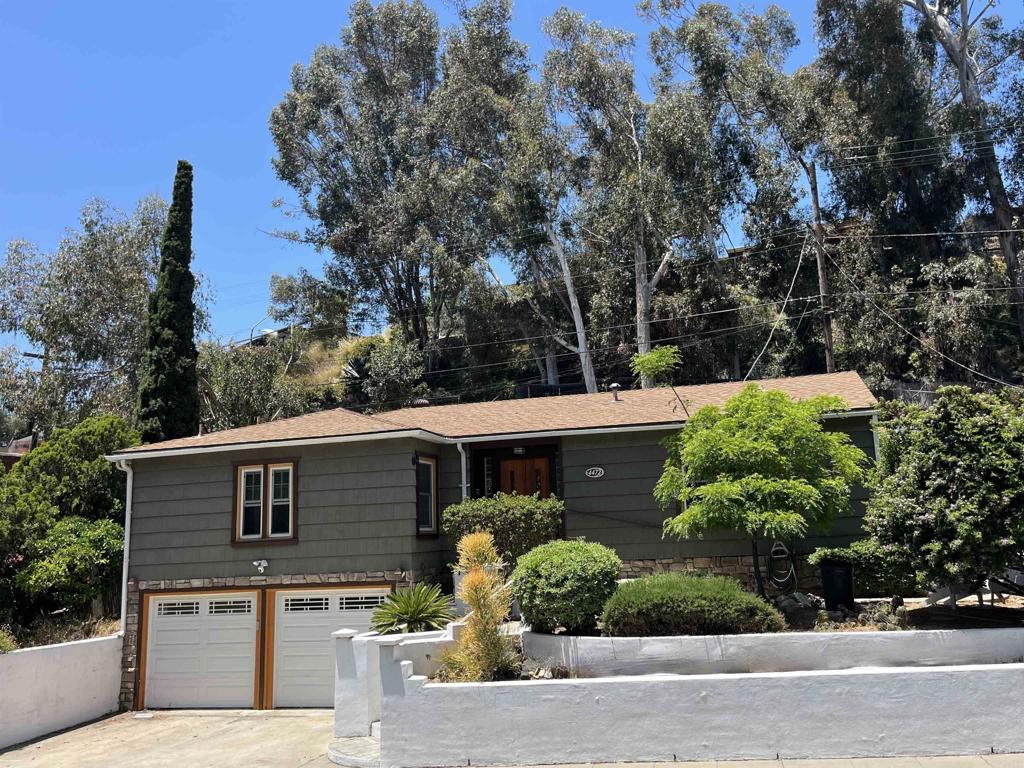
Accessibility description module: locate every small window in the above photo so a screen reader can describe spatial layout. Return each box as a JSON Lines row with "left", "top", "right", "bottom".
{"left": 284, "top": 596, "right": 329, "bottom": 612}
{"left": 340, "top": 594, "right": 387, "bottom": 611}
{"left": 416, "top": 455, "right": 437, "bottom": 534}
{"left": 157, "top": 600, "right": 200, "bottom": 617}
{"left": 209, "top": 599, "right": 252, "bottom": 615}
{"left": 269, "top": 465, "right": 293, "bottom": 537}
{"left": 239, "top": 467, "right": 263, "bottom": 539}
{"left": 234, "top": 461, "right": 297, "bottom": 543}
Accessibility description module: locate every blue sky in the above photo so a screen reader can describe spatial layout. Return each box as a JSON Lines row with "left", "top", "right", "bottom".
{"left": 1, "top": 1, "right": 1014, "bottom": 347}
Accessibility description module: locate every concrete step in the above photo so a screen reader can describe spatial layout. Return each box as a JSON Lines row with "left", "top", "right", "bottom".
{"left": 369, "top": 721, "right": 381, "bottom": 739}
{"left": 326, "top": 735, "right": 381, "bottom": 768}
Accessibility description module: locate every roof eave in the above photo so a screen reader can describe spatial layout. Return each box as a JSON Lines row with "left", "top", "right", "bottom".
{"left": 106, "top": 405, "right": 877, "bottom": 462}
{"left": 104, "top": 428, "right": 446, "bottom": 462}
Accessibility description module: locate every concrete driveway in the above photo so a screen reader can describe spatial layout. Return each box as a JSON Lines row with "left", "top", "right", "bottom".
{"left": 0, "top": 710, "right": 334, "bottom": 768}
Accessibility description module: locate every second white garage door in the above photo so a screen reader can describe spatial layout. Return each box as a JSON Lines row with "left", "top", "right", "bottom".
{"left": 272, "top": 587, "right": 389, "bottom": 707}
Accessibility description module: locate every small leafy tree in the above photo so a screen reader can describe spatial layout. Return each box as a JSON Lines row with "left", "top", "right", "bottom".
{"left": 197, "top": 336, "right": 316, "bottom": 431}
{"left": 865, "top": 387, "right": 1024, "bottom": 593}
{"left": 630, "top": 346, "right": 681, "bottom": 387}
{"left": 17, "top": 517, "right": 123, "bottom": 612}
{"left": 655, "top": 385, "right": 867, "bottom": 596}
{"left": 364, "top": 333, "right": 426, "bottom": 411}
{"left": 0, "top": 414, "right": 137, "bottom": 622}
{"left": 0, "top": 414, "right": 137, "bottom": 548}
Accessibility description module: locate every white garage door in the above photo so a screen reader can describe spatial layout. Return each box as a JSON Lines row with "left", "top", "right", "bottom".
{"left": 273, "top": 588, "right": 389, "bottom": 707}
{"left": 145, "top": 593, "right": 258, "bottom": 709}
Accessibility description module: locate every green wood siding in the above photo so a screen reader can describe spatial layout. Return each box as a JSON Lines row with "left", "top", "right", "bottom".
{"left": 560, "top": 415, "right": 876, "bottom": 561}
{"left": 128, "top": 438, "right": 444, "bottom": 581}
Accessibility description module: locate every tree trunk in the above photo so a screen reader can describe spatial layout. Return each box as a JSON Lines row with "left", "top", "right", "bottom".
{"left": 806, "top": 161, "right": 837, "bottom": 373}
{"left": 635, "top": 218, "right": 654, "bottom": 389}
{"left": 908, "top": 0, "right": 1024, "bottom": 340}
{"left": 704, "top": 218, "right": 741, "bottom": 379}
{"left": 751, "top": 537, "right": 766, "bottom": 598}
{"left": 544, "top": 342, "right": 560, "bottom": 386}
{"left": 543, "top": 221, "right": 598, "bottom": 393}
{"left": 975, "top": 127, "right": 1024, "bottom": 339}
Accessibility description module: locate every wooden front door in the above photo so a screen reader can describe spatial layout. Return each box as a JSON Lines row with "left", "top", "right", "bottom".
{"left": 499, "top": 457, "right": 551, "bottom": 497}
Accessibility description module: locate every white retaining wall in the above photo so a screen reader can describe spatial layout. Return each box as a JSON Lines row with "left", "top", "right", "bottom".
{"left": 0, "top": 635, "right": 122, "bottom": 750}
{"left": 333, "top": 626, "right": 456, "bottom": 738}
{"left": 523, "top": 627, "right": 1024, "bottom": 676}
{"left": 379, "top": 650, "right": 1024, "bottom": 766}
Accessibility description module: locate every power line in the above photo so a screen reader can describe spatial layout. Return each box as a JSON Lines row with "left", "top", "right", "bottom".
{"left": 824, "top": 250, "right": 1022, "bottom": 391}
{"left": 833, "top": 121, "right": 1021, "bottom": 152}
{"left": 744, "top": 233, "right": 810, "bottom": 382}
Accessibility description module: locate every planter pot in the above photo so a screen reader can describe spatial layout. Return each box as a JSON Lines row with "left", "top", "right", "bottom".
{"left": 452, "top": 570, "right": 520, "bottom": 620}
{"left": 819, "top": 559, "right": 855, "bottom": 612}
{"left": 452, "top": 571, "right": 469, "bottom": 616}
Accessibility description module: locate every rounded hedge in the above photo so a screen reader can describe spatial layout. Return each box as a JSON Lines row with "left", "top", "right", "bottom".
{"left": 511, "top": 540, "right": 621, "bottom": 634}
{"left": 441, "top": 493, "right": 563, "bottom": 564}
{"left": 601, "top": 573, "right": 786, "bottom": 637}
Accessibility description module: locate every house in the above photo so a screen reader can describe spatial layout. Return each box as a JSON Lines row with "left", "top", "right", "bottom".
{"left": 1, "top": 433, "right": 38, "bottom": 471}
{"left": 106, "top": 370, "right": 877, "bottom": 712}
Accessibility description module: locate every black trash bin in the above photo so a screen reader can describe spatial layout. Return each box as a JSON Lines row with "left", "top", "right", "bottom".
{"left": 819, "top": 559, "right": 855, "bottom": 612}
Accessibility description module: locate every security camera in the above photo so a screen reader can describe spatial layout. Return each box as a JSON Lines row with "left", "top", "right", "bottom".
{"left": 253, "top": 559, "right": 268, "bottom": 574}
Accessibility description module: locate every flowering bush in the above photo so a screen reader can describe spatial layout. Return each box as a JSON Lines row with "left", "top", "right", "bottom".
{"left": 865, "top": 387, "right": 1024, "bottom": 590}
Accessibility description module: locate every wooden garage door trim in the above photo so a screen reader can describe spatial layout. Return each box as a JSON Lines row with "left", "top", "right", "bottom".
{"left": 135, "top": 581, "right": 392, "bottom": 710}
{"left": 263, "top": 584, "right": 394, "bottom": 709}
{"left": 137, "top": 589, "right": 262, "bottom": 710}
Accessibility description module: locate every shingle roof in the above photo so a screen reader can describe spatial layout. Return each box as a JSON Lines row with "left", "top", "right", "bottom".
{"left": 114, "top": 371, "right": 875, "bottom": 456}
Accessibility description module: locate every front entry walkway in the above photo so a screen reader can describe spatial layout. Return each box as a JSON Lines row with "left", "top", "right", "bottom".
{"left": 2, "top": 711, "right": 1022, "bottom": 768}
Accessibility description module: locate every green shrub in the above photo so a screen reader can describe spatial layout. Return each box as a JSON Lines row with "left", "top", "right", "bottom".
{"left": 601, "top": 574, "right": 785, "bottom": 637}
{"left": 442, "top": 493, "right": 563, "bottom": 564}
{"left": 865, "top": 388, "right": 1024, "bottom": 589}
{"left": 511, "top": 540, "right": 621, "bottom": 634}
{"left": 0, "top": 626, "right": 17, "bottom": 654}
{"left": 808, "top": 539, "right": 917, "bottom": 597}
{"left": 370, "top": 584, "right": 454, "bottom": 634}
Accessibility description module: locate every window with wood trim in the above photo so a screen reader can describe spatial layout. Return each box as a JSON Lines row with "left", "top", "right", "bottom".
{"left": 415, "top": 455, "right": 438, "bottom": 534}
{"left": 235, "top": 461, "right": 296, "bottom": 542}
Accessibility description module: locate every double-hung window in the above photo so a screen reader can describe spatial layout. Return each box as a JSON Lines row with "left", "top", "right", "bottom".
{"left": 269, "top": 464, "right": 294, "bottom": 537}
{"left": 235, "top": 461, "right": 296, "bottom": 542}
{"left": 415, "top": 455, "right": 438, "bottom": 535}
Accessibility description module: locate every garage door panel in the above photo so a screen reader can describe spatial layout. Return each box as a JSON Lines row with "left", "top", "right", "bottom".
{"left": 273, "top": 588, "right": 388, "bottom": 708}
{"left": 207, "top": 625, "right": 258, "bottom": 643}
{"left": 144, "top": 592, "right": 257, "bottom": 709}
{"left": 277, "top": 622, "right": 336, "bottom": 643}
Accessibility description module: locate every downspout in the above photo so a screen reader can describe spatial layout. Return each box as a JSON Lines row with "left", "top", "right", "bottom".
{"left": 870, "top": 414, "right": 881, "bottom": 465}
{"left": 115, "top": 459, "right": 134, "bottom": 635}
{"left": 456, "top": 441, "right": 468, "bottom": 501}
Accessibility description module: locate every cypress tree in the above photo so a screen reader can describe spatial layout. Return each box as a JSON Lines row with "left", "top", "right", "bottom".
{"left": 137, "top": 160, "right": 200, "bottom": 443}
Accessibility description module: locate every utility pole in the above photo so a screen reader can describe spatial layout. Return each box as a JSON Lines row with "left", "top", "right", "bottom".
{"left": 806, "top": 161, "right": 836, "bottom": 373}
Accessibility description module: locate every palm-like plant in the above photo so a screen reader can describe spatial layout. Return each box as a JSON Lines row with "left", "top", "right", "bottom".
{"left": 370, "top": 583, "right": 455, "bottom": 634}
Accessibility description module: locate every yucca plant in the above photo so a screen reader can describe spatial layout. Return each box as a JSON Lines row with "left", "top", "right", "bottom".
{"left": 438, "top": 532, "right": 519, "bottom": 682}
{"left": 453, "top": 531, "right": 503, "bottom": 572}
{"left": 370, "top": 583, "right": 454, "bottom": 635}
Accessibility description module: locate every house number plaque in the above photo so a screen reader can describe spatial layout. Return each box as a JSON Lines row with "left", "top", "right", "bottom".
{"left": 584, "top": 467, "right": 605, "bottom": 479}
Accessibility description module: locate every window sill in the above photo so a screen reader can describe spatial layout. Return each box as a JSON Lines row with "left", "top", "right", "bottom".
{"left": 230, "top": 536, "right": 299, "bottom": 547}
